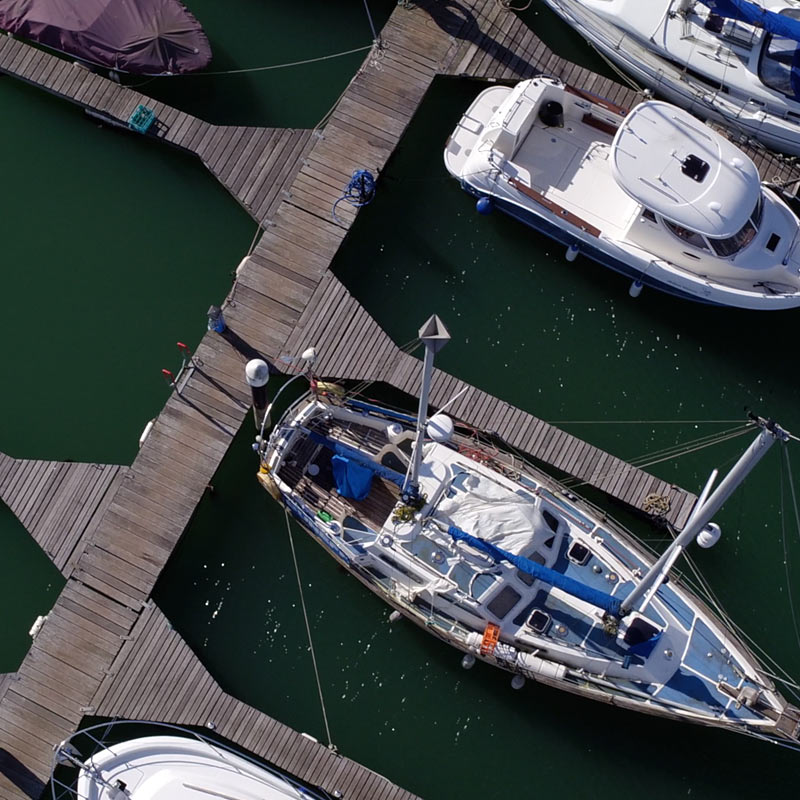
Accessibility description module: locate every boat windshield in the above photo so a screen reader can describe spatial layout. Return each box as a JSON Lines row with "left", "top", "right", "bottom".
{"left": 707, "top": 194, "right": 763, "bottom": 257}
{"left": 758, "top": 9, "right": 800, "bottom": 100}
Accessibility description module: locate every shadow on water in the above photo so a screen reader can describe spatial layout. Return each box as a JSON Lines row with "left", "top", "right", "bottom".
{"left": 154, "top": 418, "right": 800, "bottom": 800}
{"left": 134, "top": 0, "right": 398, "bottom": 127}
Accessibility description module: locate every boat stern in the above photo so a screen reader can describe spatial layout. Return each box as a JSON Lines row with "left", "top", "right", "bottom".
{"left": 444, "top": 84, "right": 512, "bottom": 179}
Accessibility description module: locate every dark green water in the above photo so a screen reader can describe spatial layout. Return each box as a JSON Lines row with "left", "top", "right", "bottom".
{"left": 3, "top": 3, "right": 800, "bottom": 798}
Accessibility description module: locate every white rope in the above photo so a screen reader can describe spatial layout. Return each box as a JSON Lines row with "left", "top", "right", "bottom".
{"left": 178, "top": 44, "right": 373, "bottom": 77}
{"left": 283, "top": 508, "right": 335, "bottom": 750}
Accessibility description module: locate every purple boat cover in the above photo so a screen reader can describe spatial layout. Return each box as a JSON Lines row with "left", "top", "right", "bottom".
{"left": 0, "top": 0, "right": 211, "bottom": 74}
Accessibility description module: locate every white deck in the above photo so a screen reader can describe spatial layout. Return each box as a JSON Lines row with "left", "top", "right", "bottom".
{"left": 511, "top": 118, "right": 640, "bottom": 238}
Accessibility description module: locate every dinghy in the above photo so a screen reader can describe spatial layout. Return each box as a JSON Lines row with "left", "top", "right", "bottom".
{"left": 254, "top": 316, "right": 800, "bottom": 748}
{"left": 539, "top": 0, "right": 800, "bottom": 155}
{"left": 444, "top": 76, "right": 800, "bottom": 308}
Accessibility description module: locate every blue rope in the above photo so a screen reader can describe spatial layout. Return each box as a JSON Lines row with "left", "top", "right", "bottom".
{"left": 332, "top": 169, "right": 376, "bottom": 224}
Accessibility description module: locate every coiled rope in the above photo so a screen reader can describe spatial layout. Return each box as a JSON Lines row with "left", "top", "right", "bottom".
{"left": 283, "top": 508, "right": 335, "bottom": 750}
{"left": 332, "top": 169, "right": 376, "bottom": 225}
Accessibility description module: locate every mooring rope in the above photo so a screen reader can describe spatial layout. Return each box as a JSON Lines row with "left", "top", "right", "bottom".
{"left": 283, "top": 508, "right": 335, "bottom": 750}
{"left": 175, "top": 44, "right": 373, "bottom": 78}
{"left": 332, "top": 169, "right": 377, "bottom": 225}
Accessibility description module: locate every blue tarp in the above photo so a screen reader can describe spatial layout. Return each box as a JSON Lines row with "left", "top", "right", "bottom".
{"left": 698, "top": 0, "right": 800, "bottom": 42}
{"left": 628, "top": 631, "right": 662, "bottom": 658}
{"left": 331, "top": 455, "right": 374, "bottom": 501}
{"left": 446, "top": 525, "right": 622, "bottom": 617}
{"left": 307, "top": 429, "right": 406, "bottom": 489}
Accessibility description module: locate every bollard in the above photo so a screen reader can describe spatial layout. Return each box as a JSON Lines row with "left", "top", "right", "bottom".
{"left": 245, "top": 359, "right": 270, "bottom": 428}
{"left": 207, "top": 305, "right": 226, "bottom": 333}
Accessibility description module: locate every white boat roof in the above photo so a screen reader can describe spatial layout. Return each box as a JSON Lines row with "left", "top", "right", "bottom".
{"left": 583, "top": 0, "right": 670, "bottom": 38}
{"left": 78, "top": 736, "right": 305, "bottom": 800}
{"left": 611, "top": 100, "right": 761, "bottom": 237}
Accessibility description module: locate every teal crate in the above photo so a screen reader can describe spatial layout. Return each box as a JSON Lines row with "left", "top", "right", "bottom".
{"left": 128, "top": 104, "right": 156, "bottom": 133}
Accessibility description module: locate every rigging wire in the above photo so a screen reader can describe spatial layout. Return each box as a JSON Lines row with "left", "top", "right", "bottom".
{"left": 780, "top": 446, "right": 800, "bottom": 655}
{"left": 561, "top": 424, "right": 753, "bottom": 490}
{"left": 283, "top": 508, "right": 335, "bottom": 750}
{"left": 174, "top": 44, "right": 373, "bottom": 77}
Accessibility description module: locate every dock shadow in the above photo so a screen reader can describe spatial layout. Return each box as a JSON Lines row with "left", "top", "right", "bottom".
{"left": 414, "top": 0, "right": 540, "bottom": 80}
{"left": 0, "top": 748, "right": 46, "bottom": 799}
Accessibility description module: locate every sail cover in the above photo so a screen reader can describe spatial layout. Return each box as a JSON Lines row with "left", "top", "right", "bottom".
{"left": 0, "top": 0, "right": 212, "bottom": 74}
{"left": 698, "top": 0, "right": 800, "bottom": 42}
{"left": 446, "top": 525, "right": 622, "bottom": 617}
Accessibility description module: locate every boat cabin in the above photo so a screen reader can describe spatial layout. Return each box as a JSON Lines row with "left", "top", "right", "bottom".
{"left": 612, "top": 100, "right": 798, "bottom": 272}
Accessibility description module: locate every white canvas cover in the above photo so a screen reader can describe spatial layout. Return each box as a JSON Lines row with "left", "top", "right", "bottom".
{"left": 434, "top": 471, "right": 548, "bottom": 556}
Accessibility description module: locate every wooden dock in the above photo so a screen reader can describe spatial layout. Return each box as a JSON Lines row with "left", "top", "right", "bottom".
{"left": 3, "top": 1, "right": 792, "bottom": 798}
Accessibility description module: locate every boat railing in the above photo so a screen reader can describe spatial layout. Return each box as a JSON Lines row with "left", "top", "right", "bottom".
{"left": 49, "top": 719, "right": 338, "bottom": 800}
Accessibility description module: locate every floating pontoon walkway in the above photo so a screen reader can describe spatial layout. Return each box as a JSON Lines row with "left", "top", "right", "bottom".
{"left": 2, "top": 1, "right": 786, "bottom": 797}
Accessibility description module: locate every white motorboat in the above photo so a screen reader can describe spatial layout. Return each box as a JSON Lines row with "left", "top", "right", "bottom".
{"left": 539, "top": 0, "right": 800, "bottom": 155}
{"left": 51, "top": 721, "right": 324, "bottom": 800}
{"left": 254, "top": 316, "right": 800, "bottom": 748}
{"left": 444, "top": 75, "right": 800, "bottom": 308}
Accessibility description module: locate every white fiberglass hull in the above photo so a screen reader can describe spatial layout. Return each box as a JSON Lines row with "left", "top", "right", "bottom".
{"left": 258, "top": 392, "right": 800, "bottom": 747}
{"left": 444, "top": 78, "right": 800, "bottom": 309}
{"left": 541, "top": 0, "right": 800, "bottom": 156}
{"left": 76, "top": 735, "right": 308, "bottom": 800}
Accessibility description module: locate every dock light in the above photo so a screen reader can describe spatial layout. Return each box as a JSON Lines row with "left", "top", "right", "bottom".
{"left": 245, "top": 359, "right": 270, "bottom": 427}
{"left": 301, "top": 346, "right": 317, "bottom": 366}
{"left": 207, "top": 305, "right": 226, "bottom": 333}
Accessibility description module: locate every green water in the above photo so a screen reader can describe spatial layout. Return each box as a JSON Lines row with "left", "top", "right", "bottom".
{"left": 3, "top": 3, "right": 800, "bottom": 798}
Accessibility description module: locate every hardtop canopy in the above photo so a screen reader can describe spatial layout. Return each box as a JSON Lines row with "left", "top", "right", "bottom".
{"left": 611, "top": 100, "right": 760, "bottom": 237}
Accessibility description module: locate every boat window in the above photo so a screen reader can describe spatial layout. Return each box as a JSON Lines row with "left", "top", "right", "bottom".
{"left": 516, "top": 551, "right": 546, "bottom": 586}
{"left": 641, "top": 207, "right": 657, "bottom": 223}
{"left": 758, "top": 10, "right": 800, "bottom": 100}
{"left": 471, "top": 572, "right": 498, "bottom": 600}
{"left": 487, "top": 586, "right": 522, "bottom": 620}
{"left": 542, "top": 509, "right": 560, "bottom": 532}
{"left": 707, "top": 196, "right": 762, "bottom": 257}
{"left": 450, "top": 562, "right": 474, "bottom": 594}
{"left": 663, "top": 220, "right": 711, "bottom": 251}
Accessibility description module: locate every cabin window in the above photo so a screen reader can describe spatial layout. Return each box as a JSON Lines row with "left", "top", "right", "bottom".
{"left": 663, "top": 220, "right": 711, "bottom": 251}
{"left": 707, "top": 195, "right": 763, "bottom": 257}
{"left": 758, "top": 10, "right": 800, "bottom": 100}
{"left": 487, "top": 586, "right": 522, "bottom": 620}
{"left": 542, "top": 509, "right": 560, "bottom": 532}
{"left": 641, "top": 208, "right": 657, "bottom": 223}
{"left": 471, "top": 573, "right": 498, "bottom": 600}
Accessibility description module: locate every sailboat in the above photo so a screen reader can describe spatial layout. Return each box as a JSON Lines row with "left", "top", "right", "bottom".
{"left": 255, "top": 315, "right": 800, "bottom": 748}
{"left": 444, "top": 75, "right": 800, "bottom": 308}
{"left": 52, "top": 720, "right": 327, "bottom": 800}
{"left": 538, "top": 0, "right": 800, "bottom": 155}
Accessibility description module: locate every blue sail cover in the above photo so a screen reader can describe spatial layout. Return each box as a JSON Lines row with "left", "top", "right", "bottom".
{"left": 698, "top": 0, "right": 800, "bottom": 41}
{"left": 331, "top": 455, "right": 373, "bottom": 501}
{"left": 307, "top": 430, "right": 406, "bottom": 489}
{"left": 447, "top": 525, "right": 622, "bottom": 617}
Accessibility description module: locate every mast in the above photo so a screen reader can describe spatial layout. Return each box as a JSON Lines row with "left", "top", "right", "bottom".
{"left": 401, "top": 315, "right": 450, "bottom": 504}
{"left": 619, "top": 416, "right": 789, "bottom": 616}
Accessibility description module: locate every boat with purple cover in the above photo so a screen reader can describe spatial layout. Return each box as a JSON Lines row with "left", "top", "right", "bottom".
{"left": 0, "top": 0, "right": 211, "bottom": 75}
